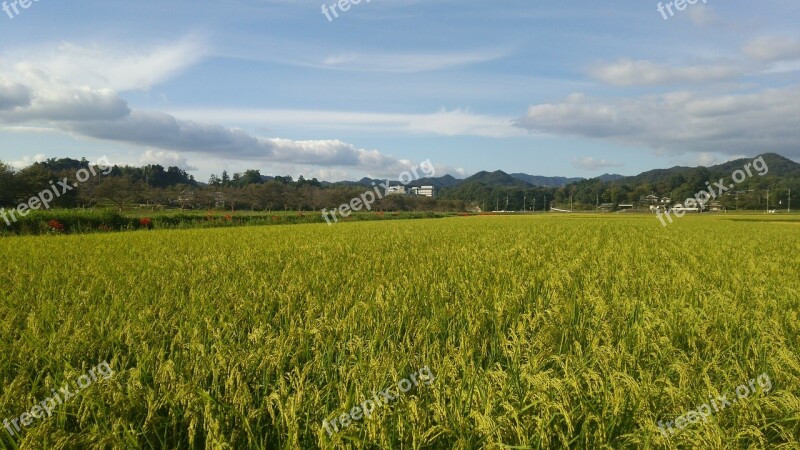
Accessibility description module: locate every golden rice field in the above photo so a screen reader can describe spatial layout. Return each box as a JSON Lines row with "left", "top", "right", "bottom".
{"left": 1, "top": 215, "right": 799, "bottom": 449}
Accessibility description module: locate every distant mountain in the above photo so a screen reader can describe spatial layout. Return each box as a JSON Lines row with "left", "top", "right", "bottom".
{"left": 711, "top": 153, "right": 800, "bottom": 177}
{"left": 510, "top": 173, "right": 583, "bottom": 187}
{"left": 596, "top": 173, "right": 624, "bottom": 182}
{"left": 460, "top": 170, "right": 529, "bottom": 187}
{"left": 326, "top": 177, "right": 382, "bottom": 188}
{"left": 333, "top": 171, "right": 570, "bottom": 189}
{"left": 322, "top": 153, "right": 799, "bottom": 193}
{"left": 405, "top": 172, "right": 580, "bottom": 189}
{"left": 606, "top": 153, "right": 800, "bottom": 187}
{"left": 408, "top": 174, "right": 461, "bottom": 188}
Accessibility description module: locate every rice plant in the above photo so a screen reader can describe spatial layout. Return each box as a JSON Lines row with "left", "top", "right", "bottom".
{"left": 0, "top": 214, "right": 798, "bottom": 449}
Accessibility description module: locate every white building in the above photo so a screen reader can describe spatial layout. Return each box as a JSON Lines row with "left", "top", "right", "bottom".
{"left": 390, "top": 185, "right": 437, "bottom": 198}
{"left": 386, "top": 185, "right": 407, "bottom": 195}
{"left": 415, "top": 186, "right": 436, "bottom": 198}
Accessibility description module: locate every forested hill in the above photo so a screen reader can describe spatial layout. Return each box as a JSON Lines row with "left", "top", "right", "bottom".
{"left": 438, "top": 153, "right": 799, "bottom": 211}
{"left": 0, "top": 153, "right": 797, "bottom": 212}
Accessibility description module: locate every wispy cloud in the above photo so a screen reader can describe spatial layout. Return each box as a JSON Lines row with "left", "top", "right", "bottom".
{"left": 687, "top": 4, "right": 717, "bottom": 26}
{"left": 588, "top": 59, "right": 742, "bottom": 87}
{"left": 2, "top": 35, "right": 208, "bottom": 92}
{"left": 315, "top": 48, "right": 513, "bottom": 73}
{"left": 572, "top": 157, "right": 623, "bottom": 171}
{"left": 167, "top": 107, "right": 525, "bottom": 138}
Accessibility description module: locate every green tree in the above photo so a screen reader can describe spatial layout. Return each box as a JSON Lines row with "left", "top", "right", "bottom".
{"left": 0, "top": 161, "right": 17, "bottom": 206}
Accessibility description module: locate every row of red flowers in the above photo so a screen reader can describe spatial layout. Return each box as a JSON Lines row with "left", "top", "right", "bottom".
{"left": 47, "top": 220, "right": 64, "bottom": 232}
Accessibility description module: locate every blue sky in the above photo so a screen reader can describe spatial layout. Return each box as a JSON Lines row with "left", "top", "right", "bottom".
{"left": 0, "top": 0, "right": 798, "bottom": 182}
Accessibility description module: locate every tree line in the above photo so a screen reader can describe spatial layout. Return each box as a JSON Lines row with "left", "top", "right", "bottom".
{"left": 0, "top": 158, "right": 468, "bottom": 212}
{"left": 438, "top": 154, "right": 800, "bottom": 211}
{"left": 1, "top": 154, "right": 797, "bottom": 213}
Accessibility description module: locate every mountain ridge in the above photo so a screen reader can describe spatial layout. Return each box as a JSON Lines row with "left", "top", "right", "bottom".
{"left": 329, "top": 153, "right": 799, "bottom": 190}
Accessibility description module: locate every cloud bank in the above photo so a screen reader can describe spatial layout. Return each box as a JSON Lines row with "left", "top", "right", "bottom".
{"left": 0, "top": 37, "right": 450, "bottom": 177}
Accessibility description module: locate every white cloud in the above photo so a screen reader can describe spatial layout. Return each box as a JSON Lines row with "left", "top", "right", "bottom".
{"left": 588, "top": 35, "right": 800, "bottom": 88}
{"left": 588, "top": 59, "right": 742, "bottom": 87}
{"left": 0, "top": 85, "right": 130, "bottom": 123}
{"left": 65, "top": 111, "right": 424, "bottom": 172}
{"left": 687, "top": 5, "right": 717, "bottom": 26}
{"left": 2, "top": 35, "right": 208, "bottom": 92}
{"left": 572, "top": 157, "right": 623, "bottom": 171}
{"left": 742, "top": 36, "right": 800, "bottom": 63}
{"left": 0, "top": 80, "right": 31, "bottom": 110}
{"left": 695, "top": 153, "right": 720, "bottom": 166}
{"left": 139, "top": 149, "right": 198, "bottom": 171}
{"left": 167, "top": 107, "right": 525, "bottom": 139}
{"left": 515, "top": 85, "right": 800, "bottom": 157}
{"left": 0, "top": 37, "right": 451, "bottom": 177}
{"left": 316, "top": 48, "right": 513, "bottom": 73}
{"left": 7, "top": 153, "right": 47, "bottom": 170}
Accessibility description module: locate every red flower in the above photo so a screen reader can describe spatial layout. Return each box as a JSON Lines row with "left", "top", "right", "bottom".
{"left": 224, "top": 214, "right": 233, "bottom": 221}
{"left": 47, "top": 220, "right": 64, "bottom": 232}
{"left": 140, "top": 217, "right": 153, "bottom": 228}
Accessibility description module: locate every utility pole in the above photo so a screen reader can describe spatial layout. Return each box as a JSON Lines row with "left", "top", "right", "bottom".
{"left": 789, "top": 189, "right": 792, "bottom": 213}
{"left": 767, "top": 189, "right": 770, "bottom": 213}
{"left": 523, "top": 194, "right": 526, "bottom": 213}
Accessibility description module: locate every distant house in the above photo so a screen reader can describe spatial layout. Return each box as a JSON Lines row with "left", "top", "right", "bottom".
{"left": 408, "top": 186, "right": 436, "bottom": 198}
{"left": 641, "top": 194, "right": 671, "bottom": 208}
{"left": 618, "top": 204, "right": 634, "bottom": 210}
{"left": 416, "top": 186, "right": 436, "bottom": 198}
{"left": 598, "top": 202, "right": 615, "bottom": 212}
{"left": 387, "top": 185, "right": 407, "bottom": 195}
{"left": 213, "top": 192, "right": 225, "bottom": 208}
{"left": 175, "top": 190, "right": 195, "bottom": 209}
{"left": 643, "top": 194, "right": 660, "bottom": 205}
